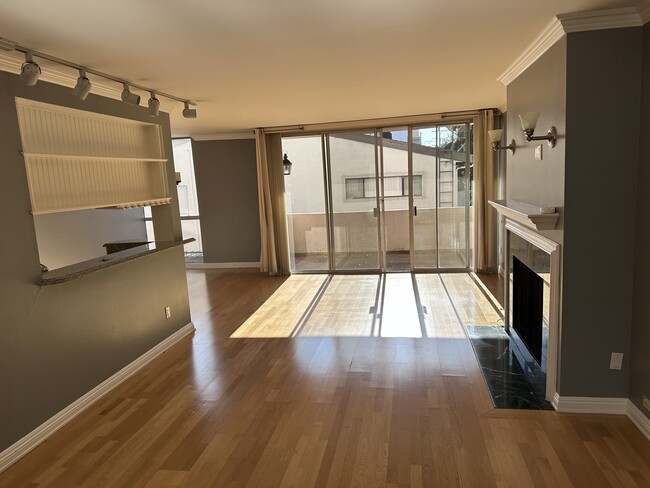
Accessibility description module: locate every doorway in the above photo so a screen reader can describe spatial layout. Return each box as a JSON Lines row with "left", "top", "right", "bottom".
{"left": 283, "top": 122, "right": 474, "bottom": 274}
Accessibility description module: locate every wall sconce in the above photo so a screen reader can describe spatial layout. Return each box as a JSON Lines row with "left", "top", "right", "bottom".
{"left": 487, "top": 129, "right": 515, "bottom": 154}
{"left": 518, "top": 112, "right": 557, "bottom": 148}
{"left": 283, "top": 153, "right": 292, "bottom": 176}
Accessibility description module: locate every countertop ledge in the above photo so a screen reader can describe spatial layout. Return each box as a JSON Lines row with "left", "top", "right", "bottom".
{"left": 40, "top": 239, "right": 195, "bottom": 285}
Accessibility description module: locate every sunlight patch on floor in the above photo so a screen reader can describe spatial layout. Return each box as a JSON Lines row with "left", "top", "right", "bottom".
{"left": 230, "top": 273, "right": 502, "bottom": 339}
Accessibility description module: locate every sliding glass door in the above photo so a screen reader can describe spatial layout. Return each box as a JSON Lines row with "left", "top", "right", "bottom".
{"left": 326, "top": 131, "right": 381, "bottom": 271}
{"left": 282, "top": 122, "right": 473, "bottom": 273}
{"left": 411, "top": 123, "right": 472, "bottom": 270}
{"left": 378, "top": 128, "right": 411, "bottom": 272}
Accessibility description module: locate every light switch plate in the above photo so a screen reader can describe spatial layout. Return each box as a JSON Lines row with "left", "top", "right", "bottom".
{"left": 165, "top": 306, "right": 171, "bottom": 319}
{"left": 610, "top": 352, "right": 623, "bottom": 370}
{"left": 535, "top": 144, "right": 543, "bottom": 160}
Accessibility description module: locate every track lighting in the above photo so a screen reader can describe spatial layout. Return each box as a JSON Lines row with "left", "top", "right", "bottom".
{"left": 148, "top": 92, "right": 160, "bottom": 116}
{"left": 2, "top": 37, "right": 196, "bottom": 115}
{"left": 72, "top": 70, "right": 92, "bottom": 100}
{"left": 19, "top": 53, "right": 41, "bottom": 86}
{"left": 182, "top": 102, "right": 197, "bottom": 119}
{"left": 121, "top": 83, "right": 141, "bottom": 106}
{"left": 0, "top": 37, "right": 16, "bottom": 51}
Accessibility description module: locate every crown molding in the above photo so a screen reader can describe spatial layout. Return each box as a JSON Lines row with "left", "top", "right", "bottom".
{"left": 192, "top": 132, "right": 255, "bottom": 141}
{"left": 497, "top": 18, "right": 565, "bottom": 86}
{"left": 557, "top": 7, "right": 645, "bottom": 32}
{"left": 498, "top": 6, "right": 647, "bottom": 86}
{"left": 0, "top": 51, "right": 177, "bottom": 112}
{"left": 639, "top": 2, "right": 650, "bottom": 24}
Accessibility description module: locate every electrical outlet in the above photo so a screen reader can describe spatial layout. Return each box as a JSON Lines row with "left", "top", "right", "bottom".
{"left": 643, "top": 396, "right": 650, "bottom": 412}
{"left": 609, "top": 352, "right": 623, "bottom": 370}
{"left": 535, "top": 144, "right": 543, "bottom": 160}
{"left": 165, "top": 306, "right": 171, "bottom": 319}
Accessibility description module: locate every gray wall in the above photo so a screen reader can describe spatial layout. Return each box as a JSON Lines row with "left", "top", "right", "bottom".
{"left": 505, "top": 27, "right": 647, "bottom": 400}
{"left": 630, "top": 23, "right": 650, "bottom": 417}
{"left": 0, "top": 72, "right": 191, "bottom": 452}
{"left": 192, "top": 139, "right": 261, "bottom": 263}
{"left": 506, "top": 38, "right": 566, "bottom": 257}
{"left": 34, "top": 208, "right": 147, "bottom": 270}
{"left": 561, "top": 27, "right": 643, "bottom": 397}
{"left": 506, "top": 38, "right": 567, "bottom": 216}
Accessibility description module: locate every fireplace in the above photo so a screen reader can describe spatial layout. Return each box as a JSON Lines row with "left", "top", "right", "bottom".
{"left": 488, "top": 200, "right": 561, "bottom": 407}
{"left": 508, "top": 233, "right": 551, "bottom": 379}
{"left": 512, "top": 256, "right": 544, "bottom": 365}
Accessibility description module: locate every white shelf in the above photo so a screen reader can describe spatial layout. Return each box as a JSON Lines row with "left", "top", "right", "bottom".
{"left": 489, "top": 199, "right": 559, "bottom": 231}
{"left": 22, "top": 153, "right": 167, "bottom": 163}
{"left": 16, "top": 99, "right": 169, "bottom": 215}
{"left": 31, "top": 198, "right": 172, "bottom": 215}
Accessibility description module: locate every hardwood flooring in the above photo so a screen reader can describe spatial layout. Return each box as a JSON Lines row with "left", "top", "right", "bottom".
{"left": 0, "top": 270, "right": 648, "bottom": 487}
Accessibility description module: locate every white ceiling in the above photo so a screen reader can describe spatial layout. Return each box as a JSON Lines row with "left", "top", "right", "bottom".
{"left": 0, "top": 0, "right": 642, "bottom": 137}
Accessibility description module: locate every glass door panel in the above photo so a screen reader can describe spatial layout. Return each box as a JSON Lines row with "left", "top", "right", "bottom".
{"left": 379, "top": 128, "right": 410, "bottom": 272}
{"left": 327, "top": 131, "right": 380, "bottom": 271}
{"left": 437, "top": 123, "right": 469, "bottom": 268}
{"left": 282, "top": 135, "right": 330, "bottom": 272}
{"left": 411, "top": 126, "right": 438, "bottom": 269}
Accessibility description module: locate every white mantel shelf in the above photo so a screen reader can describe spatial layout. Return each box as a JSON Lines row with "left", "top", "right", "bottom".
{"left": 489, "top": 200, "right": 559, "bottom": 231}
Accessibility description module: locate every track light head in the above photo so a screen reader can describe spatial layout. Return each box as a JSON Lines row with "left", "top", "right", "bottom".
{"left": 20, "top": 53, "right": 41, "bottom": 86}
{"left": 121, "top": 83, "right": 140, "bottom": 106}
{"left": 148, "top": 92, "right": 160, "bottom": 117}
{"left": 182, "top": 102, "right": 197, "bottom": 119}
{"left": 72, "top": 70, "right": 92, "bottom": 100}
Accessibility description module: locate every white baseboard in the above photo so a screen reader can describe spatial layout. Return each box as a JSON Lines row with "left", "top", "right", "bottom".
{"left": 0, "top": 322, "right": 195, "bottom": 474}
{"left": 554, "top": 394, "right": 628, "bottom": 414}
{"left": 627, "top": 400, "right": 650, "bottom": 442}
{"left": 186, "top": 262, "right": 260, "bottom": 270}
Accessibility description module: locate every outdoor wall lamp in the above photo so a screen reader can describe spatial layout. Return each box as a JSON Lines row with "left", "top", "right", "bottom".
{"left": 283, "top": 153, "right": 293, "bottom": 175}
{"left": 518, "top": 112, "right": 557, "bottom": 148}
{"left": 487, "top": 129, "right": 515, "bottom": 154}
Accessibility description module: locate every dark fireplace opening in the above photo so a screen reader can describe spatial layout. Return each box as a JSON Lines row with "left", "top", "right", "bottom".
{"left": 512, "top": 256, "right": 543, "bottom": 365}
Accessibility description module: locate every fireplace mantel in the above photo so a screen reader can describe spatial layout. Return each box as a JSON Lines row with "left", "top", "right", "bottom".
{"left": 489, "top": 200, "right": 559, "bottom": 231}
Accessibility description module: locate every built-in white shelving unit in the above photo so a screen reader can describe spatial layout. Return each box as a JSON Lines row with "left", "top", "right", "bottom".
{"left": 16, "top": 98, "right": 170, "bottom": 215}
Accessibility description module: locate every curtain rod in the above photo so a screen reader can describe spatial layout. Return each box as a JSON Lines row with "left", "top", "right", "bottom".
{"left": 262, "top": 108, "right": 501, "bottom": 134}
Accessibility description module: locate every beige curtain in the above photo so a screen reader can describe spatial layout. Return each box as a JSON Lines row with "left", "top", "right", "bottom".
{"left": 473, "top": 109, "right": 498, "bottom": 273}
{"left": 255, "top": 129, "right": 290, "bottom": 275}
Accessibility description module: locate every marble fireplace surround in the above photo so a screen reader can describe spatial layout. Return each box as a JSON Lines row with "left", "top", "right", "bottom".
{"left": 489, "top": 200, "right": 561, "bottom": 407}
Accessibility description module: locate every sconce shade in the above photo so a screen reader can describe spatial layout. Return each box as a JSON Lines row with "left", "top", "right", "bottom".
{"left": 487, "top": 129, "right": 503, "bottom": 143}
{"left": 519, "top": 112, "right": 540, "bottom": 131}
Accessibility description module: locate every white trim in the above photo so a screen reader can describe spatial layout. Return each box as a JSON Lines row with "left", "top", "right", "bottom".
{"left": 490, "top": 200, "right": 559, "bottom": 231}
{"left": 0, "top": 322, "right": 195, "bottom": 474}
{"left": 554, "top": 395, "right": 628, "bottom": 414}
{"left": 627, "top": 400, "right": 650, "bottom": 442}
{"left": 504, "top": 219, "right": 561, "bottom": 403}
{"left": 497, "top": 18, "right": 565, "bottom": 86}
{"left": 640, "top": 2, "right": 650, "bottom": 24}
{"left": 498, "top": 6, "right": 648, "bottom": 86}
{"left": 192, "top": 132, "right": 255, "bottom": 141}
{"left": 186, "top": 262, "right": 260, "bottom": 269}
{"left": 557, "top": 7, "right": 644, "bottom": 33}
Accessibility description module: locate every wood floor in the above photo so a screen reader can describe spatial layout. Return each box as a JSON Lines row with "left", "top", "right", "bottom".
{"left": 1, "top": 270, "right": 649, "bottom": 487}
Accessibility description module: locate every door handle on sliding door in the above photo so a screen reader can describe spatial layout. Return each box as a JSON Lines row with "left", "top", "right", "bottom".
{"left": 413, "top": 206, "right": 417, "bottom": 217}
{"left": 373, "top": 207, "right": 379, "bottom": 218}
